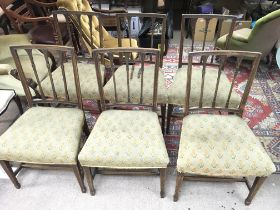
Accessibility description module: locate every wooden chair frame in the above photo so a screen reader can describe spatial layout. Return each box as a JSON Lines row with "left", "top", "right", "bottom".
{"left": 116, "top": 13, "right": 167, "bottom": 133}
{"left": 82, "top": 47, "right": 167, "bottom": 197}
{"left": 173, "top": 50, "right": 265, "bottom": 205}
{"left": 179, "top": 14, "right": 237, "bottom": 67}
{"left": 0, "top": 45, "right": 90, "bottom": 193}
{"left": 166, "top": 14, "right": 237, "bottom": 134}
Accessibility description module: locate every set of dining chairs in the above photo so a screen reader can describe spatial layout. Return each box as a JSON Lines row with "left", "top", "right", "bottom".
{"left": 0, "top": 10, "right": 276, "bottom": 206}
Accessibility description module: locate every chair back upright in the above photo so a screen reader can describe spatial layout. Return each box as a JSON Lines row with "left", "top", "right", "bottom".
{"left": 53, "top": 10, "right": 104, "bottom": 57}
{"left": 93, "top": 48, "right": 161, "bottom": 112}
{"left": 116, "top": 13, "right": 167, "bottom": 67}
{"left": 179, "top": 14, "right": 237, "bottom": 67}
{"left": 184, "top": 50, "right": 261, "bottom": 117}
{"left": 10, "top": 45, "right": 83, "bottom": 109}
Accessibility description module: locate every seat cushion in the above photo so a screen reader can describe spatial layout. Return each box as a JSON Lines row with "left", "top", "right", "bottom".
{"left": 0, "top": 75, "right": 36, "bottom": 97}
{"left": 104, "top": 65, "right": 168, "bottom": 104}
{"left": 0, "top": 64, "right": 12, "bottom": 75}
{"left": 167, "top": 66, "right": 241, "bottom": 107}
{"left": 40, "top": 62, "right": 105, "bottom": 100}
{"left": 78, "top": 110, "right": 169, "bottom": 168}
{"left": 0, "top": 89, "right": 15, "bottom": 114}
{"left": 1, "top": 53, "right": 49, "bottom": 82}
{"left": 177, "top": 114, "right": 276, "bottom": 177}
{"left": 231, "top": 28, "right": 251, "bottom": 43}
{"left": 0, "top": 107, "right": 84, "bottom": 164}
{"left": 103, "top": 38, "right": 138, "bottom": 59}
{"left": 103, "top": 37, "right": 138, "bottom": 48}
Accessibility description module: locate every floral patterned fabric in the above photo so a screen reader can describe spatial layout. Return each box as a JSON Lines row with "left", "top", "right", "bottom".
{"left": 104, "top": 65, "right": 168, "bottom": 104}
{"left": 177, "top": 114, "right": 276, "bottom": 176}
{"left": 0, "top": 107, "right": 84, "bottom": 165}
{"left": 79, "top": 110, "right": 169, "bottom": 168}
{"left": 167, "top": 66, "right": 241, "bottom": 107}
{"left": 40, "top": 62, "right": 105, "bottom": 100}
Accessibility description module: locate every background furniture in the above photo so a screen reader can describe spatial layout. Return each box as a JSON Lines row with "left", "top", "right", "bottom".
{"left": 0, "top": 6, "right": 12, "bottom": 34}
{"left": 217, "top": 9, "right": 280, "bottom": 58}
{"left": 172, "top": 50, "right": 276, "bottom": 205}
{"left": 56, "top": 0, "right": 138, "bottom": 57}
{"left": 0, "top": 45, "right": 88, "bottom": 192}
{"left": 78, "top": 47, "right": 169, "bottom": 197}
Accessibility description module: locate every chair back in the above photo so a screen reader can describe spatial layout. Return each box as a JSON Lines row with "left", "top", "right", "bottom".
{"left": 53, "top": 10, "right": 106, "bottom": 57}
{"left": 0, "top": 0, "right": 33, "bottom": 33}
{"left": 25, "top": 0, "right": 58, "bottom": 17}
{"left": 179, "top": 14, "right": 237, "bottom": 67}
{"left": 183, "top": 50, "right": 261, "bottom": 117}
{"left": 116, "top": 13, "right": 167, "bottom": 67}
{"left": 10, "top": 45, "right": 83, "bottom": 109}
{"left": 93, "top": 48, "right": 161, "bottom": 112}
{"left": 248, "top": 9, "right": 280, "bottom": 57}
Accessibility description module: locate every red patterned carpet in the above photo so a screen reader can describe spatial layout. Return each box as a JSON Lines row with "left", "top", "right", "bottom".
{"left": 84, "top": 45, "right": 280, "bottom": 173}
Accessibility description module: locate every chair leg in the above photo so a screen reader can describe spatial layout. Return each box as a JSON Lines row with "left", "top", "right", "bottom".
{"left": 173, "top": 172, "right": 184, "bottom": 202}
{"left": 166, "top": 104, "right": 173, "bottom": 134}
{"left": 245, "top": 176, "right": 267, "bottom": 206}
{"left": 73, "top": 165, "right": 86, "bottom": 193}
{"left": 160, "top": 168, "right": 166, "bottom": 198}
{"left": 83, "top": 118, "right": 90, "bottom": 136}
{"left": 13, "top": 95, "right": 23, "bottom": 114}
{"left": 160, "top": 104, "right": 166, "bottom": 134}
{"left": 84, "top": 167, "right": 96, "bottom": 196}
{"left": 0, "top": 161, "right": 21, "bottom": 189}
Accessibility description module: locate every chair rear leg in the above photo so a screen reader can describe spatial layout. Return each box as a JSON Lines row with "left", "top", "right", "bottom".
{"left": 84, "top": 167, "right": 96, "bottom": 196}
{"left": 245, "top": 176, "right": 267, "bottom": 205}
{"left": 0, "top": 161, "right": 21, "bottom": 189}
{"left": 166, "top": 104, "right": 173, "bottom": 134}
{"left": 73, "top": 165, "right": 86, "bottom": 193}
{"left": 160, "top": 168, "right": 166, "bottom": 198}
{"left": 173, "top": 172, "right": 184, "bottom": 202}
{"left": 160, "top": 104, "right": 166, "bottom": 134}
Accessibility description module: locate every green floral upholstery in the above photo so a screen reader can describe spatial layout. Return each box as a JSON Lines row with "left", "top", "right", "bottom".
{"left": 104, "top": 65, "right": 168, "bottom": 104}
{"left": 0, "top": 107, "right": 84, "bottom": 165}
{"left": 0, "top": 34, "right": 49, "bottom": 82}
{"left": 78, "top": 110, "right": 169, "bottom": 168}
{"left": 1, "top": 53, "right": 49, "bottom": 82}
{"left": 40, "top": 62, "right": 105, "bottom": 100}
{"left": 177, "top": 114, "right": 276, "bottom": 177}
{"left": 167, "top": 66, "right": 241, "bottom": 107}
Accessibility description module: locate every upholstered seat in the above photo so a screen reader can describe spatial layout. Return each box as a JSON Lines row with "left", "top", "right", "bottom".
{"left": 40, "top": 62, "right": 105, "bottom": 100}
{"left": 1, "top": 54, "right": 48, "bottom": 82}
{"left": 0, "top": 63, "right": 35, "bottom": 96}
{"left": 231, "top": 28, "right": 251, "bottom": 43}
{"left": 167, "top": 66, "right": 241, "bottom": 107}
{"left": 78, "top": 110, "right": 169, "bottom": 168}
{"left": 103, "top": 37, "right": 138, "bottom": 48}
{"left": 104, "top": 65, "right": 168, "bottom": 104}
{"left": 177, "top": 114, "right": 276, "bottom": 177}
{"left": 0, "top": 107, "right": 84, "bottom": 165}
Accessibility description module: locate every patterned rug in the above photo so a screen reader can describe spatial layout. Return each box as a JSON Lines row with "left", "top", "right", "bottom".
{"left": 84, "top": 44, "right": 280, "bottom": 173}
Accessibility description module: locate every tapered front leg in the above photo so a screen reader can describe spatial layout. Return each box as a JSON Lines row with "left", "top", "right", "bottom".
{"left": 0, "top": 161, "right": 21, "bottom": 189}
{"left": 245, "top": 176, "right": 267, "bottom": 205}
